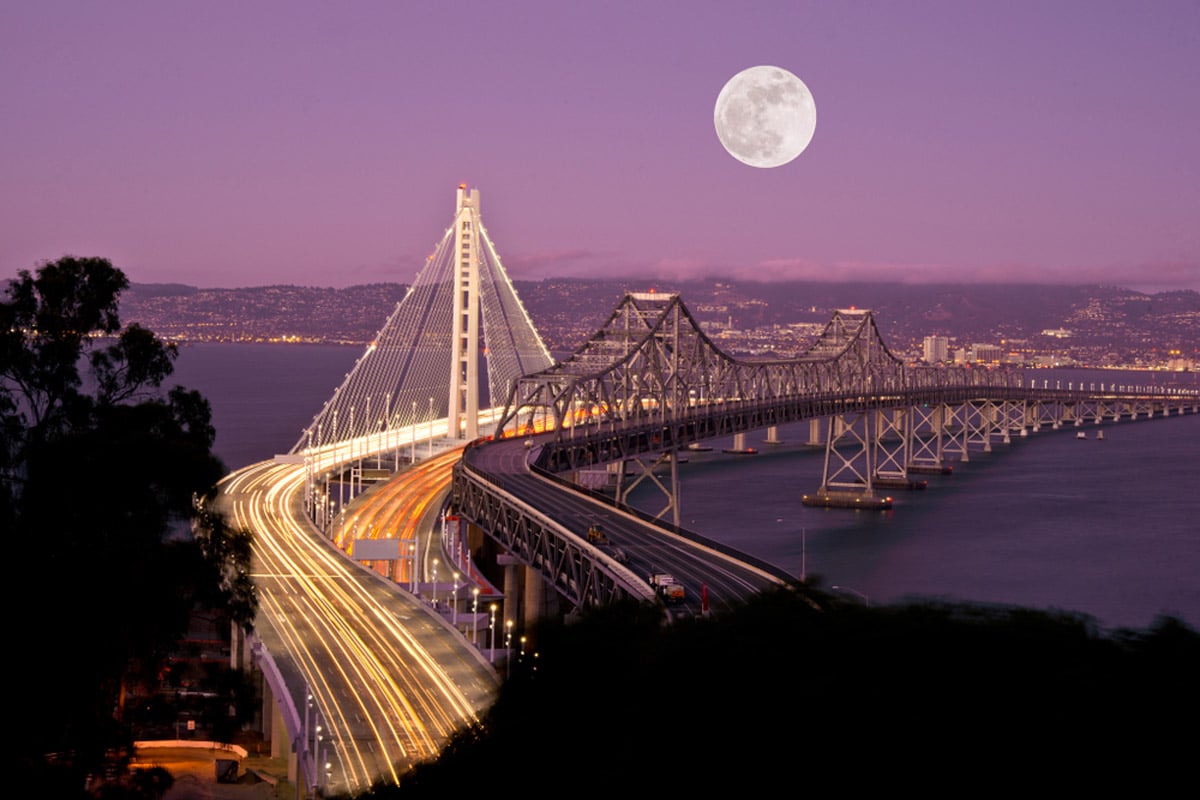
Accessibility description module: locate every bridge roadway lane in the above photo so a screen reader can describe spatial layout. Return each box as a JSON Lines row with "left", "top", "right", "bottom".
{"left": 332, "top": 448, "right": 463, "bottom": 587}
{"left": 464, "top": 437, "right": 790, "bottom": 616}
{"left": 217, "top": 460, "right": 499, "bottom": 796}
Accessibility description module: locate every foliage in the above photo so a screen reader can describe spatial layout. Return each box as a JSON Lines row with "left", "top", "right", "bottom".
{"left": 2, "top": 257, "right": 257, "bottom": 785}
{"left": 354, "top": 586, "right": 1199, "bottom": 798}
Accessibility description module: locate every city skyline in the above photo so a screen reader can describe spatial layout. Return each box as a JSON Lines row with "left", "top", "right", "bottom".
{"left": 3, "top": 1, "right": 1198, "bottom": 293}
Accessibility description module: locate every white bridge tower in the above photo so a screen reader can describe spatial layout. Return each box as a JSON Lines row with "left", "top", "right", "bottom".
{"left": 449, "top": 185, "right": 482, "bottom": 440}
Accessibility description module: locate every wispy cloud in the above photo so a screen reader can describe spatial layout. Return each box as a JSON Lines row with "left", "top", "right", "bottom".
{"left": 539, "top": 254, "right": 1200, "bottom": 293}
{"left": 503, "top": 249, "right": 601, "bottom": 278}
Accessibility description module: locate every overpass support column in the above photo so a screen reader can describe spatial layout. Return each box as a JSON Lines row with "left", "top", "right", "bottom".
{"left": 466, "top": 521, "right": 486, "bottom": 566}
{"left": 522, "top": 567, "right": 548, "bottom": 630}
{"left": 267, "top": 689, "right": 287, "bottom": 760}
{"left": 764, "top": 425, "right": 783, "bottom": 445}
{"left": 499, "top": 555, "right": 521, "bottom": 640}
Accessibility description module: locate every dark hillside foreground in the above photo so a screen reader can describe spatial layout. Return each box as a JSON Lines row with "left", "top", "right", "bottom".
{"left": 355, "top": 585, "right": 1199, "bottom": 798}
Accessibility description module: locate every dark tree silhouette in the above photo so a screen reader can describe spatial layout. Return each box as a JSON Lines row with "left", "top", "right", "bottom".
{"left": 3, "top": 257, "right": 257, "bottom": 789}
{"left": 355, "top": 585, "right": 1198, "bottom": 799}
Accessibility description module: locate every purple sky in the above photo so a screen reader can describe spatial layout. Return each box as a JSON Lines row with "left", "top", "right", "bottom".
{"left": 3, "top": 1, "right": 1198, "bottom": 292}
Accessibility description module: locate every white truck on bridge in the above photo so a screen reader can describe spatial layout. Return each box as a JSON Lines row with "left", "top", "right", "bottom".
{"left": 648, "top": 570, "right": 686, "bottom": 604}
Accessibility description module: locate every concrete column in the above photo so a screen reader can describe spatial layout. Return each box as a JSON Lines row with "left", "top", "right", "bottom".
{"left": 723, "top": 432, "right": 755, "bottom": 454}
{"left": 522, "top": 567, "right": 545, "bottom": 629}
{"left": 268, "top": 698, "right": 287, "bottom": 759}
{"left": 807, "top": 418, "right": 824, "bottom": 446}
{"left": 501, "top": 558, "right": 520, "bottom": 634}
{"left": 466, "top": 522, "right": 485, "bottom": 563}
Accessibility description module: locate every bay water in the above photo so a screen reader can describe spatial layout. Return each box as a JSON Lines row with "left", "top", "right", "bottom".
{"left": 171, "top": 342, "right": 1200, "bottom": 632}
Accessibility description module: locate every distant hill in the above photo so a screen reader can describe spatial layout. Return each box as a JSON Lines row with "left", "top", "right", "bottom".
{"left": 122, "top": 282, "right": 412, "bottom": 344}
{"left": 119, "top": 279, "right": 1199, "bottom": 366}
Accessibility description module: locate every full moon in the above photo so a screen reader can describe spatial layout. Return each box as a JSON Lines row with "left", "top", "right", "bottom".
{"left": 714, "top": 65, "right": 816, "bottom": 168}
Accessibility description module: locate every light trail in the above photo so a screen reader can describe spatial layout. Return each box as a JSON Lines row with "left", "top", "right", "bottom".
{"left": 217, "top": 454, "right": 498, "bottom": 796}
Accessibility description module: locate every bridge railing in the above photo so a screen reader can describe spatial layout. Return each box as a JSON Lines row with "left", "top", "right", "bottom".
{"left": 525, "top": 454, "right": 798, "bottom": 585}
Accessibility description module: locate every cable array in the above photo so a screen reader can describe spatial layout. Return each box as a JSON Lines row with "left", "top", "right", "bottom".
{"left": 291, "top": 212, "right": 552, "bottom": 453}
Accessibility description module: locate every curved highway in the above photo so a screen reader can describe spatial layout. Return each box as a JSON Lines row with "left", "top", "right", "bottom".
{"left": 331, "top": 448, "right": 464, "bottom": 585}
{"left": 217, "top": 458, "right": 499, "bottom": 796}
{"left": 462, "top": 436, "right": 792, "bottom": 617}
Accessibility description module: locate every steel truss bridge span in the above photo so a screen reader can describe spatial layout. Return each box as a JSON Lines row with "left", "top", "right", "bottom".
{"left": 450, "top": 291, "right": 1198, "bottom": 610}
{"left": 492, "top": 291, "right": 1023, "bottom": 439}
{"left": 491, "top": 292, "right": 1196, "bottom": 481}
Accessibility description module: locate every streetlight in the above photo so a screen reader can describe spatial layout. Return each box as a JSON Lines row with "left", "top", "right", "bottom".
{"left": 428, "top": 397, "right": 434, "bottom": 457}
{"left": 432, "top": 558, "right": 439, "bottom": 607}
{"left": 452, "top": 572, "right": 460, "bottom": 625}
{"left": 489, "top": 602, "right": 497, "bottom": 662}
{"left": 505, "top": 619, "right": 514, "bottom": 650}
{"left": 472, "top": 588, "right": 480, "bottom": 645}
{"left": 377, "top": 419, "right": 384, "bottom": 470}
{"left": 411, "top": 400, "right": 417, "bottom": 463}
{"left": 409, "top": 543, "right": 417, "bottom": 593}
{"left": 303, "top": 687, "right": 313, "bottom": 765}
{"left": 313, "top": 721, "right": 323, "bottom": 778}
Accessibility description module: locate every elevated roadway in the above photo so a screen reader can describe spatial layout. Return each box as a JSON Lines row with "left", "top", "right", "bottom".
{"left": 457, "top": 434, "right": 793, "bottom": 618}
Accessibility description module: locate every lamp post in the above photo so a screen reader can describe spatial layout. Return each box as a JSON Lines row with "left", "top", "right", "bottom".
{"left": 489, "top": 603, "right": 497, "bottom": 662}
{"left": 452, "top": 572, "right": 460, "bottom": 625}
{"left": 377, "top": 419, "right": 384, "bottom": 470}
{"left": 428, "top": 397, "right": 434, "bottom": 457}
{"left": 411, "top": 400, "right": 417, "bottom": 464}
{"left": 409, "top": 543, "right": 417, "bottom": 593}
{"left": 472, "top": 588, "right": 480, "bottom": 645}
{"left": 432, "top": 558, "right": 439, "bottom": 607}
{"left": 313, "top": 720, "right": 323, "bottom": 792}
{"left": 505, "top": 619, "right": 514, "bottom": 650}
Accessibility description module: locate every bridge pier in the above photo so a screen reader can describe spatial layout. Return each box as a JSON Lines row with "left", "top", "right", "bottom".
{"left": 871, "top": 408, "right": 925, "bottom": 491}
{"left": 723, "top": 432, "right": 757, "bottom": 454}
{"left": 484, "top": 557, "right": 561, "bottom": 662}
{"left": 807, "top": 418, "right": 825, "bottom": 446}
{"left": 498, "top": 555, "right": 521, "bottom": 649}
{"left": 801, "top": 410, "right": 893, "bottom": 509}
{"left": 941, "top": 403, "right": 969, "bottom": 463}
{"left": 763, "top": 425, "right": 783, "bottom": 445}
{"left": 908, "top": 403, "right": 950, "bottom": 473}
